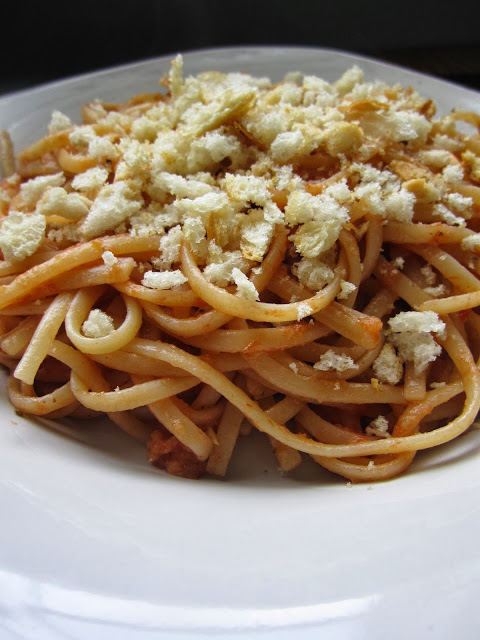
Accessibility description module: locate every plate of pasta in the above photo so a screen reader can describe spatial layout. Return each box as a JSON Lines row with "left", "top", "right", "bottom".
{"left": 1, "top": 46, "right": 480, "bottom": 639}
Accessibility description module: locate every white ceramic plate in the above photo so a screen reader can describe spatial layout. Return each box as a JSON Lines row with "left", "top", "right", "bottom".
{"left": 1, "top": 47, "right": 480, "bottom": 640}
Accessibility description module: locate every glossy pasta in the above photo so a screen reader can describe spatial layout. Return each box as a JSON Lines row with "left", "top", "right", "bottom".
{"left": 1, "top": 57, "right": 480, "bottom": 482}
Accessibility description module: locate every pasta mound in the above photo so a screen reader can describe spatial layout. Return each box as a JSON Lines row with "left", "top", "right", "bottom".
{"left": 1, "top": 55, "right": 480, "bottom": 483}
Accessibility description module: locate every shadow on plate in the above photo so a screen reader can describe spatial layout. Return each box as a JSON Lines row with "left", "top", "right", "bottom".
{"left": 23, "top": 410, "right": 480, "bottom": 490}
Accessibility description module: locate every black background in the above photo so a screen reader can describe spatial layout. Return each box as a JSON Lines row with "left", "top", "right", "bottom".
{"left": 2, "top": 0, "right": 480, "bottom": 95}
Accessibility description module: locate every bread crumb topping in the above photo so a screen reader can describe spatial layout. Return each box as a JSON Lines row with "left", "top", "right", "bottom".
{"left": 3, "top": 55, "right": 479, "bottom": 324}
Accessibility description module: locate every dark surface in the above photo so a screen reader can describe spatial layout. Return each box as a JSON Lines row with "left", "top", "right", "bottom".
{"left": 2, "top": 0, "right": 480, "bottom": 96}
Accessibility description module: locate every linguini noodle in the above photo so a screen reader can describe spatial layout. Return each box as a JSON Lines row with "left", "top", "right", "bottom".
{"left": 1, "top": 56, "right": 480, "bottom": 482}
